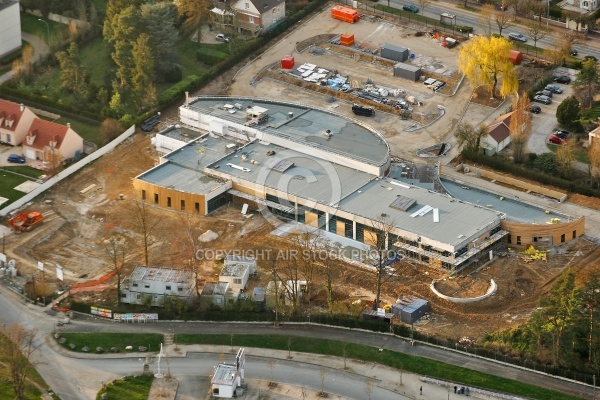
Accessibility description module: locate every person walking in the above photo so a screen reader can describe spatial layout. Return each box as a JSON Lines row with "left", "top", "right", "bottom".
{"left": 420, "top": 386, "right": 422, "bottom": 395}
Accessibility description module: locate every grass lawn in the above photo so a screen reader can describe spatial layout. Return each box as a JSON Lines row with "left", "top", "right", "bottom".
{"left": 176, "top": 334, "right": 581, "bottom": 400}
{"left": 0, "top": 166, "right": 44, "bottom": 209}
{"left": 54, "top": 116, "right": 103, "bottom": 147}
{"left": 96, "top": 374, "right": 153, "bottom": 400}
{"left": 546, "top": 143, "right": 590, "bottom": 164}
{"left": 0, "top": 333, "right": 49, "bottom": 400}
{"left": 20, "top": 13, "right": 67, "bottom": 42}
{"left": 79, "top": 38, "right": 112, "bottom": 87}
{"left": 58, "top": 333, "right": 164, "bottom": 353}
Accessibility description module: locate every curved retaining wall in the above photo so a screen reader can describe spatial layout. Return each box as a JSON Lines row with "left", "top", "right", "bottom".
{"left": 430, "top": 279, "right": 497, "bottom": 303}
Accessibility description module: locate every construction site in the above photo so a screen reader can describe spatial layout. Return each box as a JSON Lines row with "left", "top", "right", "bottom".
{"left": 2, "top": 5, "right": 600, "bottom": 344}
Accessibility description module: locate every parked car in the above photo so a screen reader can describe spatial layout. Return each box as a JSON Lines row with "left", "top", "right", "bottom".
{"left": 533, "top": 95, "right": 552, "bottom": 104}
{"left": 536, "top": 90, "right": 553, "bottom": 98}
{"left": 7, "top": 154, "right": 26, "bottom": 164}
{"left": 571, "top": 49, "right": 578, "bottom": 56}
{"left": 529, "top": 104, "right": 541, "bottom": 114}
{"left": 553, "top": 75, "right": 571, "bottom": 84}
{"left": 548, "top": 135, "right": 564, "bottom": 145}
{"left": 545, "top": 84, "right": 563, "bottom": 94}
{"left": 215, "top": 34, "right": 230, "bottom": 43}
{"left": 508, "top": 33, "right": 527, "bottom": 42}
{"left": 554, "top": 129, "right": 570, "bottom": 139}
{"left": 403, "top": 4, "right": 419, "bottom": 13}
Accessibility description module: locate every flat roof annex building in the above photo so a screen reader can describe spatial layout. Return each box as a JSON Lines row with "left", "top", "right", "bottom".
{"left": 133, "top": 96, "right": 582, "bottom": 271}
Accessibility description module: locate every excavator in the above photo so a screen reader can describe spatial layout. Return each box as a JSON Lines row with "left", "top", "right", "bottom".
{"left": 7, "top": 211, "right": 43, "bottom": 232}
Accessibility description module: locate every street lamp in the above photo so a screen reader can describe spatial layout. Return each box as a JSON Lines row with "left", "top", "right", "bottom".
{"left": 38, "top": 19, "right": 49, "bottom": 43}
{"left": 547, "top": 0, "right": 550, "bottom": 29}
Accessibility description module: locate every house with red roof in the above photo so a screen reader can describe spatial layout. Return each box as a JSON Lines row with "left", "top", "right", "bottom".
{"left": 483, "top": 112, "right": 514, "bottom": 155}
{"left": 0, "top": 99, "right": 38, "bottom": 146}
{"left": 22, "top": 119, "right": 83, "bottom": 164}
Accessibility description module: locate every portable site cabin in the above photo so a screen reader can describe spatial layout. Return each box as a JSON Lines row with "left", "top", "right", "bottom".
{"left": 381, "top": 44, "right": 409, "bottom": 62}
{"left": 391, "top": 297, "right": 429, "bottom": 324}
{"left": 331, "top": 5, "right": 360, "bottom": 23}
{"left": 393, "top": 63, "right": 422, "bottom": 81}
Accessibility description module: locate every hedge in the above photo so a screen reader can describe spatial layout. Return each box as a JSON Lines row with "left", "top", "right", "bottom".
{"left": 195, "top": 48, "right": 229, "bottom": 66}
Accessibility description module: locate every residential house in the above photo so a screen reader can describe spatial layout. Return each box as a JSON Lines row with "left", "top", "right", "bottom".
{"left": 566, "top": 0, "right": 599, "bottom": 11}
{"left": 22, "top": 119, "right": 83, "bottom": 163}
{"left": 0, "top": 100, "right": 37, "bottom": 146}
{"left": 120, "top": 266, "right": 196, "bottom": 307}
{"left": 212, "top": 0, "right": 285, "bottom": 36}
{"left": 0, "top": 0, "right": 21, "bottom": 58}
{"left": 483, "top": 112, "right": 513, "bottom": 155}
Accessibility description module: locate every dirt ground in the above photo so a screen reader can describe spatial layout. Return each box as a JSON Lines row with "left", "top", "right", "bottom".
{"left": 3, "top": 6, "right": 599, "bottom": 344}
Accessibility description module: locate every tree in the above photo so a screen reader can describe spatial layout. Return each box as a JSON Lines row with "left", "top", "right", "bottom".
{"left": 0, "top": 324, "right": 39, "bottom": 400}
{"left": 131, "top": 34, "right": 157, "bottom": 113}
{"left": 107, "top": 5, "right": 141, "bottom": 88}
{"left": 131, "top": 199, "right": 162, "bottom": 267}
{"left": 366, "top": 216, "right": 401, "bottom": 310}
{"left": 100, "top": 118, "right": 124, "bottom": 144}
{"left": 525, "top": 0, "right": 546, "bottom": 25}
{"left": 458, "top": 35, "right": 518, "bottom": 98}
{"left": 55, "top": 41, "right": 85, "bottom": 93}
{"left": 109, "top": 91, "right": 124, "bottom": 119}
{"left": 588, "top": 139, "right": 600, "bottom": 185}
{"left": 573, "top": 59, "right": 600, "bottom": 110}
{"left": 580, "top": 276, "right": 600, "bottom": 364}
{"left": 556, "top": 96, "right": 581, "bottom": 128}
{"left": 416, "top": 0, "right": 432, "bottom": 15}
{"left": 545, "top": 31, "right": 584, "bottom": 67}
{"left": 555, "top": 139, "right": 577, "bottom": 177}
{"left": 509, "top": 95, "right": 531, "bottom": 163}
{"left": 526, "top": 23, "right": 549, "bottom": 56}
{"left": 479, "top": 4, "right": 494, "bottom": 37}
{"left": 140, "top": 2, "right": 179, "bottom": 74}
{"left": 176, "top": 0, "right": 213, "bottom": 45}
{"left": 455, "top": 122, "right": 488, "bottom": 153}
{"left": 505, "top": 0, "right": 521, "bottom": 20}
{"left": 532, "top": 152, "right": 557, "bottom": 174}
{"left": 492, "top": 7, "right": 511, "bottom": 36}
{"left": 103, "top": 235, "right": 129, "bottom": 306}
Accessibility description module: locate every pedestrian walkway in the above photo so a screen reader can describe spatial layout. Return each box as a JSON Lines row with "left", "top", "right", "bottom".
{"left": 0, "top": 32, "right": 50, "bottom": 85}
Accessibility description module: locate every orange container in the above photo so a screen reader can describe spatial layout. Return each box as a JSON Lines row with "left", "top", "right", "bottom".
{"left": 508, "top": 50, "right": 523, "bottom": 65}
{"left": 340, "top": 33, "right": 355, "bottom": 46}
{"left": 331, "top": 5, "right": 360, "bottom": 23}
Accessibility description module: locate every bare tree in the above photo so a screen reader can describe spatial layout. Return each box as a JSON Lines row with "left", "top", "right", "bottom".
{"left": 588, "top": 139, "right": 600, "bottom": 186}
{"left": 416, "top": 0, "right": 433, "bottom": 15}
{"left": 556, "top": 139, "right": 577, "bottom": 177}
{"left": 455, "top": 122, "right": 488, "bottom": 153}
{"left": 525, "top": 0, "right": 546, "bottom": 25}
{"left": 505, "top": 0, "right": 522, "bottom": 21}
{"left": 526, "top": 24, "right": 549, "bottom": 56}
{"left": 479, "top": 4, "right": 495, "bottom": 37}
{"left": 509, "top": 95, "right": 532, "bottom": 164}
{"left": 319, "top": 369, "right": 326, "bottom": 396}
{"left": 130, "top": 199, "right": 162, "bottom": 267}
{"left": 181, "top": 215, "right": 202, "bottom": 296}
{"left": 0, "top": 324, "right": 39, "bottom": 400}
{"left": 492, "top": 8, "right": 511, "bottom": 36}
{"left": 102, "top": 234, "right": 129, "bottom": 306}
{"left": 367, "top": 216, "right": 400, "bottom": 310}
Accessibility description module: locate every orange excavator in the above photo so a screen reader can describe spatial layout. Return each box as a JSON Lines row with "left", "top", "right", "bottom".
{"left": 8, "top": 212, "right": 43, "bottom": 232}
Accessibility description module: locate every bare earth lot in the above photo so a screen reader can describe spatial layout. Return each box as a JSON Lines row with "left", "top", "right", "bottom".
{"left": 3, "top": 7, "right": 598, "bottom": 343}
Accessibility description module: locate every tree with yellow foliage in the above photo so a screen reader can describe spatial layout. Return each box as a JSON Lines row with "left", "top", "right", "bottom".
{"left": 458, "top": 35, "right": 518, "bottom": 98}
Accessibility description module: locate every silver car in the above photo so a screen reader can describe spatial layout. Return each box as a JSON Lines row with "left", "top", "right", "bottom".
{"left": 508, "top": 33, "right": 527, "bottom": 42}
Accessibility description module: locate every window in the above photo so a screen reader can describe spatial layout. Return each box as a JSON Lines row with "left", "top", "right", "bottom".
{"left": 166, "top": 285, "right": 171, "bottom": 290}
{"left": 132, "top": 283, "right": 138, "bottom": 287}
{"left": 195, "top": 202, "right": 200, "bottom": 213}
{"left": 144, "top": 284, "right": 150, "bottom": 289}
{"left": 121, "top": 293, "right": 127, "bottom": 298}
{"left": 136, "top": 294, "right": 141, "bottom": 300}
{"left": 561, "top": 234, "right": 566, "bottom": 243}
{"left": 573, "top": 230, "right": 577, "bottom": 239}
{"left": 245, "top": 2, "right": 249, "bottom": 8}
{"left": 154, "top": 193, "right": 159, "bottom": 204}
{"left": 141, "top": 190, "right": 146, "bottom": 200}
{"left": 178, "top": 287, "right": 183, "bottom": 292}
{"left": 516, "top": 236, "right": 521, "bottom": 245}
{"left": 234, "top": 278, "right": 242, "bottom": 285}
{"left": 506, "top": 234, "right": 511, "bottom": 244}
{"left": 167, "top": 197, "right": 171, "bottom": 207}
{"left": 249, "top": 16, "right": 254, "bottom": 23}
{"left": 180, "top": 200, "right": 185, "bottom": 211}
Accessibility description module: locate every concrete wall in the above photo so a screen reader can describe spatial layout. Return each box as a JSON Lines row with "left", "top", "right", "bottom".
{"left": 430, "top": 279, "right": 497, "bottom": 303}
{"left": 0, "top": 125, "right": 136, "bottom": 217}
{"left": 0, "top": 2, "right": 21, "bottom": 59}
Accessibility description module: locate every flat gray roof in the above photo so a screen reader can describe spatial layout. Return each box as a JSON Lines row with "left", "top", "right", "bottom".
{"left": 208, "top": 141, "right": 375, "bottom": 206}
{"left": 158, "top": 125, "right": 204, "bottom": 142}
{"left": 186, "top": 97, "right": 388, "bottom": 165}
{"left": 338, "top": 178, "right": 503, "bottom": 247}
{"left": 129, "top": 266, "right": 193, "bottom": 283}
{"left": 220, "top": 263, "right": 249, "bottom": 278}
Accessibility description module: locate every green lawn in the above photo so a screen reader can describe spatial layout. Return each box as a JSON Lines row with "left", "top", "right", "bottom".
{"left": 96, "top": 374, "right": 153, "bottom": 400}
{"left": 20, "top": 13, "right": 67, "bottom": 43}
{"left": 0, "top": 166, "right": 44, "bottom": 209}
{"left": 54, "top": 116, "right": 103, "bottom": 147}
{"left": 547, "top": 143, "right": 590, "bottom": 164}
{"left": 175, "top": 334, "right": 581, "bottom": 400}
{"left": 79, "top": 38, "right": 112, "bottom": 87}
{"left": 58, "top": 333, "right": 164, "bottom": 353}
{"left": 0, "top": 333, "right": 49, "bottom": 399}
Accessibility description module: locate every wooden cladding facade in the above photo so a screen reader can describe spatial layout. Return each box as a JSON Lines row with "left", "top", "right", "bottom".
{"left": 132, "top": 179, "right": 207, "bottom": 215}
{"left": 501, "top": 217, "right": 585, "bottom": 246}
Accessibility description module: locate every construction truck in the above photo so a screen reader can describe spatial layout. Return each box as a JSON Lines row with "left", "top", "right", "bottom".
{"left": 8, "top": 212, "right": 43, "bottom": 232}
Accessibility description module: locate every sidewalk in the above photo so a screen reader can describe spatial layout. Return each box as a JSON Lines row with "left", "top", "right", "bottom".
{"left": 0, "top": 32, "right": 50, "bottom": 85}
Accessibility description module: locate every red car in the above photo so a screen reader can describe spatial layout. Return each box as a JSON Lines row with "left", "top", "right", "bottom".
{"left": 548, "top": 135, "right": 564, "bottom": 145}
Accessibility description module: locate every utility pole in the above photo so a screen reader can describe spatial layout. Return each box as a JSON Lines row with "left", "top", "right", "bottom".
{"left": 38, "top": 19, "right": 50, "bottom": 43}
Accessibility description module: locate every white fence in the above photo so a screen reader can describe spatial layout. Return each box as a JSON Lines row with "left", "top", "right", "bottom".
{"left": 0, "top": 125, "right": 136, "bottom": 217}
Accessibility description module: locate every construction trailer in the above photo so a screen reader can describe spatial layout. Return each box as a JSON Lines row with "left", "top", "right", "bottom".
{"left": 391, "top": 297, "right": 429, "bottom": 324}
{"left": 381, "top": 44, "right": 410, "bottom": 62}
{"left": 393, "top": 63, "right": 422, "bottom": 81}
{"left": 331, "top": 5, "right": 360, "bottom": 23}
